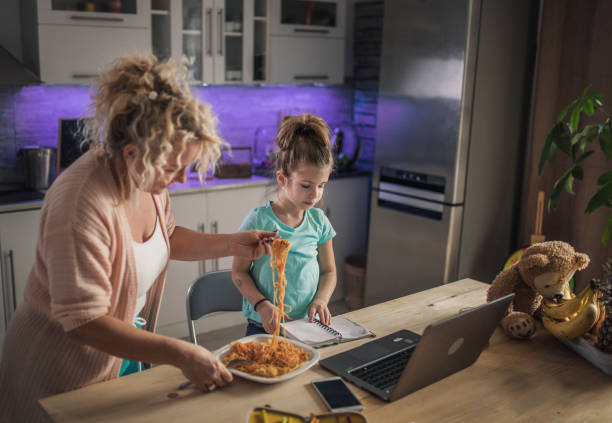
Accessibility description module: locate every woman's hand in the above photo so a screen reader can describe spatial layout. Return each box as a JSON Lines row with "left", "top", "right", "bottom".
{"left": 257, "top": 300, "right": 291, "bottom": 334}
{"left": 178, "top": 342, "right": 233, "bottom": 391}
{"left": 308, "top": 299, "right": 331, "bottom": 325}
{"left": 232, "top": 230, "right": 278, "bottom": 260}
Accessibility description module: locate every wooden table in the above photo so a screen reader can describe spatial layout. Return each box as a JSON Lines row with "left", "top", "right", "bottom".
{"left": 40, "top": 279, "right": 612, "bottom": 422}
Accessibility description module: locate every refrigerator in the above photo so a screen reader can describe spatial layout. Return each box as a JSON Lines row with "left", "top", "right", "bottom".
{"left": 364, "top": 0, "right": 539, "bottom": 305}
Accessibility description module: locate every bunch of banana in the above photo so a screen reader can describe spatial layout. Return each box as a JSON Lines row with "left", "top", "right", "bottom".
{"left": 541, "top": 283, "right": 604, "bottom": 340}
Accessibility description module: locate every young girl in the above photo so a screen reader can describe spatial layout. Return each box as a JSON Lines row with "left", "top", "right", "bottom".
{"left": 232, "top": 114, "right": 337, "bottom": 336}
{"left": 0, "top": 53, "right": 276, "bottom": 422}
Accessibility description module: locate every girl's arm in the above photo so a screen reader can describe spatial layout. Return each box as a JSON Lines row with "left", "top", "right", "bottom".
{"left": 69, "top": 315, "right": 232, "bottom": 390}
{"left": 169, "top": 226, "right": 276, "bottom": 261}
{"left": 232, "top": 256, "right": 288, "bottom": 333}
{"left": 308, "top": 239, "right": 337, "bottom": 324}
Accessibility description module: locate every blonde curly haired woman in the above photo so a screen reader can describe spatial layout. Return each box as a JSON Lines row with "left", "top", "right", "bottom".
{"left": 0, "top": 54, "right": 276, "bottom": 422}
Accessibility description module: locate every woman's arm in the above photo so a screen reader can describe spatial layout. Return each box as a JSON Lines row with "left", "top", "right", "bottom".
{"left": 169, "top": 226, "right": 277, "bottom": 261}
{"left": 69, "top": 315, "right": 232, "bottom": 389}
{"left": 308, "top": 239, "right": 337, "bottom": 324}
{"left": 232, "top": 256, "right": 288, "bottom": 333}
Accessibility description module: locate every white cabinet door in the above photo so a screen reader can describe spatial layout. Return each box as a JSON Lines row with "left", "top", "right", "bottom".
{"left": 269, "top": 35, "right": 344, "bottom": 84}
{"left": 206, "top": 184, "right": 272, "bottom": 271}
{"left": 38, "top": 24, "right": 151, "bottom": 84}
{"left": 0, "top": 209, "right": 42, "bottom": 320}
{"left": 157, "top": 191, "right": 208, "bottom": 338}
{"left": 37, "top": 0, "right": 150, "bottom": 28}
{"left": 319, "top": 176, "right": 370, "bottom": 302}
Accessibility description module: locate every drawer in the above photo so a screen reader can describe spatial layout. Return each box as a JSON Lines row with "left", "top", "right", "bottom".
{"left": 270, "top": 35, "right": 344, "bottom": 84}
{"left": 37, "top": 0, "right": 150, "bottom": 28}
{"left": 38, "top": 24, "right": 151, "bottom": 84}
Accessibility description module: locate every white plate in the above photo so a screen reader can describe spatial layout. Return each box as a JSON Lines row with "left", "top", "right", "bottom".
{"left": 213, "top": 334, "right": 320, "bottom": 384}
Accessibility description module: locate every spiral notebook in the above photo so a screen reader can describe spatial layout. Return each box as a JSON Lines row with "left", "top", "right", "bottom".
{"left": 282, "top": 316, "right": 375, "bottom": 347}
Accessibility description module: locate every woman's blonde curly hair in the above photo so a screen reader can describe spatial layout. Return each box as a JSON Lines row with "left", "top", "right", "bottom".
{"left": 84, "top": 53, "right": 224, "bottom": 200}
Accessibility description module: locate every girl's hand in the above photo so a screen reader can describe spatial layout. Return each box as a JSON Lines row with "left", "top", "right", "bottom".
{"left": 232, "top": 230, "right": 278, "bottom": 260}
{"left": 308, "top": 299, "right": 331, "bottom": 325}
{"left": 178, "top": 342, "right": 233, "bottom": 391}
{"left": 257, "top": 300, "right": 291, "bottom": 334}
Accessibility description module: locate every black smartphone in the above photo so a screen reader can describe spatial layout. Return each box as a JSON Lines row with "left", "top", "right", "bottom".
{"left": 311, "top": 376, "right": 364, "bottom": 412}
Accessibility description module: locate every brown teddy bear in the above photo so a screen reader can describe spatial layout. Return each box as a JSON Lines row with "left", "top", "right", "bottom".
{"left": 487, "top": 241, "right": 590, "bottom": 340}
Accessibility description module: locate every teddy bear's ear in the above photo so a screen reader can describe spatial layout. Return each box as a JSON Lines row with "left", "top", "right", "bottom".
{"left": 519, "top": 253, "right": 549, "bottom": 271}
{"left": 574, "top": 253, "right": 590, "bottom": 270}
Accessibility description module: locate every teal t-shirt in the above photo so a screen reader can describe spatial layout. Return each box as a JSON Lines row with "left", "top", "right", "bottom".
{"left": 239, "top": 201, "right": 336, "bottom": 323}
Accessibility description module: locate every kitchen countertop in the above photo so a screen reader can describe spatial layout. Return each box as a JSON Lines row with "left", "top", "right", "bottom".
{"left": 0, "top": 168, "right": 371, "bottom": 213}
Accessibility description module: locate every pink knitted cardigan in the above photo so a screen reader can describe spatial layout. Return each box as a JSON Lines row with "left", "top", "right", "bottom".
{"left": 0, "top": 150, "right": 176, "bottom": 422}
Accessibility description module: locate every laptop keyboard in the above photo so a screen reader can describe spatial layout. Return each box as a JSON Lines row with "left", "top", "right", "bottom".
{"left": 349, "top": 348, "right": 414, "bottom": 390}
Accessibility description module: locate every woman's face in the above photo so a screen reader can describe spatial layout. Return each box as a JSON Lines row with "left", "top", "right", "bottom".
{"left": 124, "top": 142, "right": 201, "bottom": 194}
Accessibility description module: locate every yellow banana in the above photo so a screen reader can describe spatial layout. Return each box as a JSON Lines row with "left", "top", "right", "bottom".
{"left": 542, "top": 301, "right": 600, "bottom": 340}
{"left": 542, "top": 284, "right": 592, "bottom": 320}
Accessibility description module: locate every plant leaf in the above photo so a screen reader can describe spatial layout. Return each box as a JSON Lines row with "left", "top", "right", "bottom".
{"left": 584, "top": 98, "right": 595, "bottom": 116}
{"left": 550, "top": 169, "right": 573, "bottom": 209}
{"left": 603, "top": 215, "right": 612, "bottom": 246}
{"left": 600, "top": 123, "right": 612, "bottom": 159}
{"left": 598, "top": 171, "right": 612, "bottom": 186}
{"left": 572, "top": 166, "right": 584, "bottom": 180}
{"left": 569, "top": 102, "right": 582, "bottom": 133}
{"left": 575, "top": 149, "right": 594, "bottom": 165}
{"left": 557, "top": 133, "right": 572, "bottom": 154}
{"left": 539, "top": 122, "right": 563, "bottom": 174}
{"left": 585, "top": 183, "right": 612, "bottom": 214}
{"left": 557, "top": 99, "right": 577, "bottom": 123}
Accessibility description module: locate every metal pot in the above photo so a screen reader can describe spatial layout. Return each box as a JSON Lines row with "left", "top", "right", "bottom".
{"left": 18, "top": 145, "right": 56, "bottom": 190}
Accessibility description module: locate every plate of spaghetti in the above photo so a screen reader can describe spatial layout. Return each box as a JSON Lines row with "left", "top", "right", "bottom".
{"left": 214, "top": 334, "right": 319, "bottom": 384}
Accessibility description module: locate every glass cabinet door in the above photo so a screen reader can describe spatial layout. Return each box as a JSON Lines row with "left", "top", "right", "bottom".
{"left": 223, "top": 0, "right": 244, "bottom": 82}
{"left": 252, "top": 0, "right": 267, "bottom": 82}
{"left": 182, "top": 0, "right": 205, "bottom": 82}
{"left": 51, "top": 0, "right": 138, "bottom": 14}
{"left": 281, "top": 0, "right": 337, "bottom": 27}
{"left": 151, "top": 0, "right": 171, "bottom": 61}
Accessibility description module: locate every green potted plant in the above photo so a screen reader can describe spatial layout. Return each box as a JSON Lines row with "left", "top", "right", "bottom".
{"left": 539, "top": 87, "right": 612, "bottom": 245}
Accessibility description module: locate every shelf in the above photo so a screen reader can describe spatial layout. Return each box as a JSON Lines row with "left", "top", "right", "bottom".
{"left": 182, "top": 29, "right": 202, "bottom": 35}
{"left": 151, "top": 10, "right": 169, "bottom": 16}
{"left": 253, "top": 16, "right": 267, "bottom": 21}
{"left": 224, "top": 32, "right": 243, "bottom": 36}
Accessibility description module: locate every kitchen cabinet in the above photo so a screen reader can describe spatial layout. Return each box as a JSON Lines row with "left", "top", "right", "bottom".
{"left": 0, "top": 208, "right": 42, "bottom": 345}
{"left": 269, "top": 0, "right": 345, "bottom": 84}
{"left": 320, "top": 175, "right": 370, "bottom": 302}
{"left": 155, "top": 0, "right": 270, "bottom": 84}
{"left": 22, "top": 0, "right": 151, "bottom": 84}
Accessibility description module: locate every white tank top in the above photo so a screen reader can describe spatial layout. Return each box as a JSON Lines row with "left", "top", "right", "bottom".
{"left": 132, "top": 217, "right": 168, "bottom": 320}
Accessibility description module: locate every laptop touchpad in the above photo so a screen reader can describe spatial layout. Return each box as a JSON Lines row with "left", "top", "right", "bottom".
{"left": 348, "top": 342, "right": 397, "bottom": 363}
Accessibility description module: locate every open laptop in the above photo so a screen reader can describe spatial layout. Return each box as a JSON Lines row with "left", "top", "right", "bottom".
{"left": 319, "top": 293, "right": 514, "bottom": 402}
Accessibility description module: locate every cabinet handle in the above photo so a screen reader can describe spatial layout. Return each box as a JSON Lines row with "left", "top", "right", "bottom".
{"left": 70, "top": 16, "right": 124, "bottom": 22}
{"left": 211, "top": 221, "right": 219, "bottom": 271}
{"left": 197, "top": 223, "right": 206, "bottom": 274}
{"left": 2, "top": 250, "right": 16, "bottom": 323}
{"left": 206, "top": 8, "right": 213, "bottom": 56}
{"left": 217, "top": 9, "right": 223, "bottom": 56}
{"left": 293, "top": 75, "right": 329, "bottom": 80}
{"left": 294, "top": 28, "right": 330, "bottom": 34}
{"left": 72, "top": 73, "right": 98, "bottom": 79}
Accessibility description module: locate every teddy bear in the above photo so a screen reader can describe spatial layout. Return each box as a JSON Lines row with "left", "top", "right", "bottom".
{"left": 487, "top": 240, "right": 590, "bottom": 340}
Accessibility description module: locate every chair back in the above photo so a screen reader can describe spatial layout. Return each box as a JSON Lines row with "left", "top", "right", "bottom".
{"left": 185, "top": 270, "right": 243, "bottom": 344}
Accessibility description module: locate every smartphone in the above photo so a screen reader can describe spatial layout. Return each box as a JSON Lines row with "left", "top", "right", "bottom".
{"left": 311, "top": 376, "right": 364, "bottom": 412}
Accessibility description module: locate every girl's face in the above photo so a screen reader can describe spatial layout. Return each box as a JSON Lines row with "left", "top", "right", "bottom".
{"left": 278, "top": 162, "right": 332, "bottom": 211}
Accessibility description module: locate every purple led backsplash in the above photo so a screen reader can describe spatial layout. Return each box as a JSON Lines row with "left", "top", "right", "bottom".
{"left": 0, "top": 84, "right": 370, "bottom": 185}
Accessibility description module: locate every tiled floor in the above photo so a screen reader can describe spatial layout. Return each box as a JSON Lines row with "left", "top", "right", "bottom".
{"left": 194, "top": 299, "right": 351, "bottom": 350}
